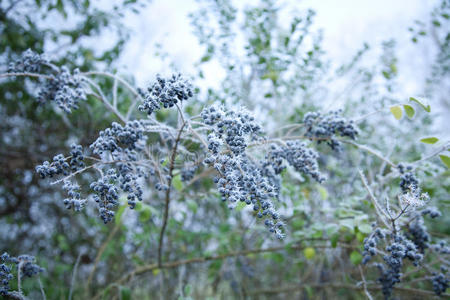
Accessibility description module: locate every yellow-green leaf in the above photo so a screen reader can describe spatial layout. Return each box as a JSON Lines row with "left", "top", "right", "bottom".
{"left": 420, "top": 137, "right": 439, "bottom": 144}
{"left": 152, "top": 268, "right": 160, "bottom": 276}
{"left": 403, "top": 104, "right": 415, "bottom": 118}
{"left": 318, "top": 186, "right": 328, "bottom": 200}
{"left": 172, "top": 174, "right": 183, "bottom": 191}
{"left": 138, "top": 207, "right": 152, "bottom": 222}
{"left": 350, "top": 251, "right": 363, "bottom": 265}
{"left": 390, "top": 106, "right": 402, "bottom": 120}
{"left": 236, "top": 201, "right": 246, "bottom": 212}
{"left": 439, "top": 155, "right": 450, "bottom": 168}
{"left": 409, "top": 97, "right": 431, "bottom": 112}
{"left": 303, "top": 247, "right": 316, "bottom": 260}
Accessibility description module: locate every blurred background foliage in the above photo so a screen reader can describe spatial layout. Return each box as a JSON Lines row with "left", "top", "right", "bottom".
{"left": 0, "top": 0, "right": 449, "bottom": 299}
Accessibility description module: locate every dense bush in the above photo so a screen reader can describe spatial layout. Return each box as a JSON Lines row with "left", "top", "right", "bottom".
{"left": 1, "top": 0, "right": 449, "bottom": 299}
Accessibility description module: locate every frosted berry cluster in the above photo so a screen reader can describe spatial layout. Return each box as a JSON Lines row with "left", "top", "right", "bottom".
{"left": 397, "top": 164, "right": 419, "bottom": 194}
{"left": 91, "top": 169, "right": 120, "bottom": 224}
{"left": 62, "top": 181, "right": 86, "bottom": 211}
{"left": 37, "top": 67, "right": 87, "bottom": 113}
{"left": 8, "top": 49, "right": 48, "bottom": 73}
{"left": 0, "top": 252, "right": 44, "bottom": 297}
{"left": 265, "top": 141, "right": 325, "bottom": 183}
{"left": 90, "top": 120, "right": 146, "bottom": 157}
{"left": 35, "top": 143, "right": 84, "bottom": 178}
{"left": 303, "top": 110, "right": 358, "bottom": 150}
{"left": 138, "top": 73, "right": 193, "bottom": 115}
{"left": 201, "top": 105, "right": 288, "bottom": 238}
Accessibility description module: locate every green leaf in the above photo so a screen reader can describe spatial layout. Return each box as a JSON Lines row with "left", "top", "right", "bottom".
{"left": 115, "top": 204, "right": 127, "bottom": 225}
{"left": 409, "top": 97, "right": 431, "bottom": 112}
{"left": 187, "top": 200, "right": 198, "bottom": 214}
{"left": 439, "top": 155, "right": 450, "bottom": 168}
{"left": 152, "top": 268, "right": 160, "bottom": 276}
{"left": 303, "top": 247, "right": 316, "bottom": 260}
{"left": 357, "top": 223, "right": 372, "bottom": 234}
{"left": 330, "top": 233, "right": 339, "bottom": 248}
{"left": 420, "top": 137, "right": 439, "bottom": 144}
{"left": 403, "top": 104, "right": 415, "bottom": 118}
{"left": 432, "top": 20, "right": 441, "bottom": 27}
{"left": 184, "top": 284, "right": 192, "bottom": 296}
{"left": 200, "top": 55, "right": 211, "bottom": 62}
{"left": 350, "top": 251, "right": 363, "bottom": 265}
{"left": 120, "top": 286, "right": 132, "bottom": 300}
{"left": 138, "top": 207, "right": 152, "bottom": 222}
{"left": 390, "top": 106, "right": 402, "bottom": 120}
{"left": 236, "top": 201, "right": 247, "bottom": 212}
{"left": 318, "top": 186, "right": 328, "bottom": 200}
{"left": 172, "top": 174, "right": 183, "bottom": 191}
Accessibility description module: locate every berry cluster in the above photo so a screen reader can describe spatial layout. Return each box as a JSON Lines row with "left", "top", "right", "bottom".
{"left": 36, "top": 154, "right": 70, "bottom": 178}
{"left": 374, "top": 235, "right": 423, "bottom": 299}
{"left": 35, "top": 143, "right": 85, "bottom": 178}
{"left": 407, "top": 218, "right": 430, "bottom": 253}
{"left": 37, "top": 67, "right": 87, "bottom": 113}
{"left": 431, "top": 272, "right": 449, "bottom": 296}
{"left": 265, "top": 141, "right": 325, "bottom": 183}
{"left": 90, "top": 170, "right": 120, "bottom": 224}
{"left": 181, "top": 164, "right": 198, "bottom": 182}
{"left": 362, "top": 227, "right": 385, "bottom": 264}
{"left": 8, "top": 49, "right": 48, "bottom": 73}
{"left": 69, "top": 144, "right": 85, "bottom": 171}
{"left": 90, "top": 120, "right": 146, "bottom": 157}
{"left": 138, "top": 73, "right": 193, "bottom": 115}
{"left": 117, "top": 163, "right": 143, "bottom": 209}
{"left": 0, "top": 252, "right": 44, "bottom": 297}
{"left": 397, "top": 164, "right": 419, "bottom": 194}
{"left": 0, "top": 254, "right": 13, "bottom": 296}
{"left": 62, "top": 181, "right": 86, "bottom": 211}
{"left": 201, "top": 106, "right": 286, "bottom": 238}
{"left": 303, "top": 110, "right": 358, "bottom": 150}
{"left": 201, "top": 105, "right": 261, "bottom": 155}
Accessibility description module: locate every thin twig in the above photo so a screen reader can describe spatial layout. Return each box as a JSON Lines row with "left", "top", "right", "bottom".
{"left": 37, "top": 277, "right": 46, "bottom": 300}
{"left": 358, "top": 170, "right": 390, "bottom": 228}
{"left": 69, "top": 252, "right": 82, "bottom": 300}
{"left": 157, "top": 120, "right": 187, "bottom": 267}
{"left": 358, "top": 265, "right": 373, "bottom": 300}
{"left": 0, "top": 72, "right": 52, "bottom": 79}
{"left": 343, "top": 140, "right": 396, "bottom": 168}
{"left": 93, "top": 243, "right": 354, "bottom": 300}
{"left": 246, "top": 283, "right": 448, "bottom": 298}
{"left": 413, "top": 141, "right": 450, "bottom": 165}
{"left": 18, "top": 261, "right": 23, "bottom": 294}
{"left": 86, "top": 219, "right": 122, "bottom": 291}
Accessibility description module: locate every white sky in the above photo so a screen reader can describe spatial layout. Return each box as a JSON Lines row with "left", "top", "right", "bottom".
{"left": 117, "top": 0, "right": 437, "bottom": 95}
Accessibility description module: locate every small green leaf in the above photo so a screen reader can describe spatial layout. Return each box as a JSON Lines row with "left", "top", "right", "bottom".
{"left": 303, "top": 247, "right": 316, "bottom": 260}
{"left": 330, "top": 233, "right": 339, "bottom": 248}
{"left": 390, "top": 106, "right": 402, "bottom": 120}
{"left": 236, "top": 201, "right": 247, "bottom": 212}
{"left": 138, "top": 207, "right": 152, "bottom": 222}
{"left": 318, "top": 186, "right": 328, "bottom": 200}
{"left": 120, "top": 286, "right": 132, "bottom": 300}
{"left": 357, "top": 223, "right": 372, "bottom": 234}
{"left": 184, "top": 284, "right": 192, "bottom": 296}
{"left": 187, "top": 200, "right": 198, "bottom": 214}
{"left": 115, "top": 204, "right": 127, "bottom": 225}
{"left": 172, "top": 174, "right": 183, "bottom": 191}
{"left": 152, "top": 268, "right": 160, "bottom": 276}
{"left": 409, "top": 97, "right": 431, "bottom": 112}
{"left": 420, "top": 137, "right": 439, "bottom": 144}
{"left": 439, "top": 155, "right": 450, "bottom": 168}
{"left": 403, "top": 105, "right": 415, "bottom": 118}
{"left": 350, "top": 251, "right": 363, "bottom": 265}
